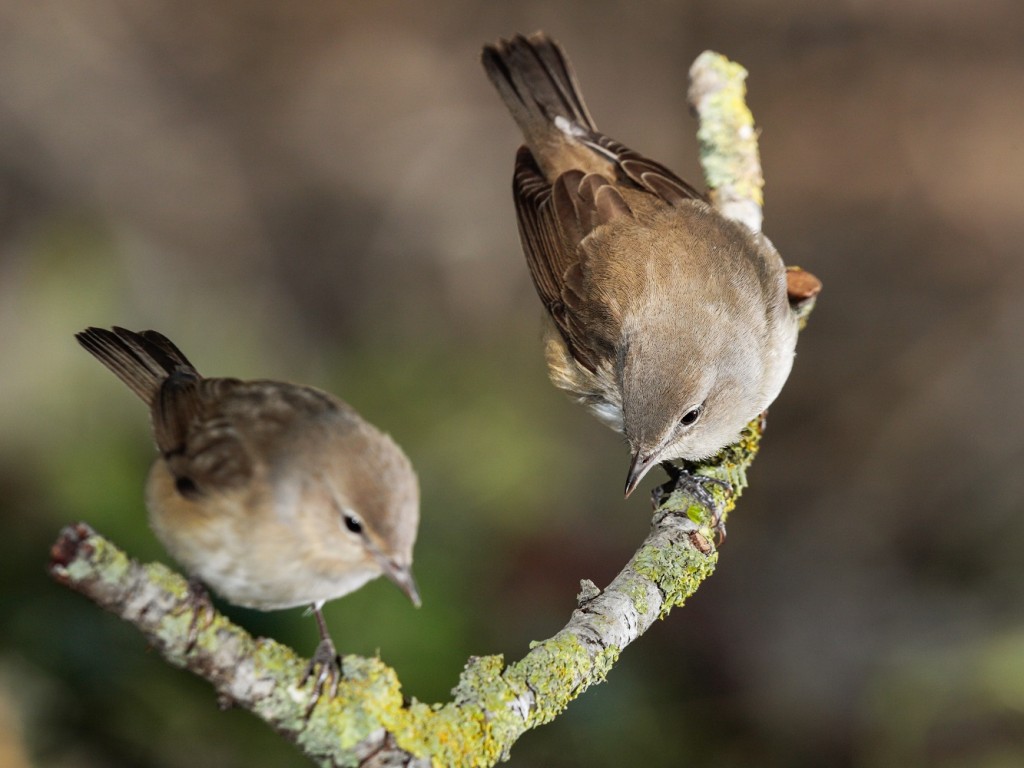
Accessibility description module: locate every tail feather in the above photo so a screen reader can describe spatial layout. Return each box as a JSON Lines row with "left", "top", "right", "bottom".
{"left": 135, "top": 329, "right": 194, "bottom": 371}
{"left": 482, "top": 32, "right": 595, "bottom": 148}
{"left": 76, "top": 327, "right": 198, "bottom": 404}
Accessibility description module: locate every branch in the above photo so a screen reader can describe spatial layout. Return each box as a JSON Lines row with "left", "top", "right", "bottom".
{"left": 48, "top": 51, "right": 819, "bottom": 767}
{"left": 688, "top": 50, "right": 766, "bottom": 234}
{"left": 688, "top": 51, "right": 822, "bottom": 316}
{"left": 47, "top": 472, "right": 726, "bottom": 767}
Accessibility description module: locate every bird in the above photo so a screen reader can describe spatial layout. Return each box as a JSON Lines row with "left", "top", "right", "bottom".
{"left": 481, "top": 32, "right": 798, "bottom": 498}
{"left": 75, "top": 326, "right": 420, "bottom": 704}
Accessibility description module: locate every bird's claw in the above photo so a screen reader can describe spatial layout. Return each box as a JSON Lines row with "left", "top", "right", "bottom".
{"left": 653, "top": 461, "right": 731, "bottom": 543}
{"left": 301, "top": 637, "right": 342, "bottom": 716}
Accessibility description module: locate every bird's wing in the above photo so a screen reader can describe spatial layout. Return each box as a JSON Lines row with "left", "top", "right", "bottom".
{"left": 155, "top": 376, "right": 257, "bottom": 497}
{"left": 512, "top": 139, "right": 705, "bottom": 373}
{"left": 586, "top": 135, "right": 706, "bottom": 205}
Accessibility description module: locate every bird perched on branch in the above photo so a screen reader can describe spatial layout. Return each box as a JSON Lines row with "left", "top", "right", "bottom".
{"left": 75, "top": 326, "right": 420, "bottom": 704}
{"left": 481, "top": 32, "right": 798, "bottom": 497}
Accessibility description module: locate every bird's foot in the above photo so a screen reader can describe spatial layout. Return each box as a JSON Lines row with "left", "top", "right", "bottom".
{"left": 652, "top": 461, "right": 731, "bottom": 543}
{"left": 301, "top": 637, "right": 342, "bottom": 716}
{"left": 301, "top": 606, "right": 342, "bottom": 716}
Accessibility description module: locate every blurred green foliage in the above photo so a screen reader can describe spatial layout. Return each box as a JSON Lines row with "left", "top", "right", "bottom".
{"left": 3, "top": 2, "right": 1024, "bottom": 766}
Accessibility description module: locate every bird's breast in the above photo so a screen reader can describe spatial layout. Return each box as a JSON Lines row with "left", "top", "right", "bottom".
{"left": 145, "top": 460, "right": 382, "bottom": 611}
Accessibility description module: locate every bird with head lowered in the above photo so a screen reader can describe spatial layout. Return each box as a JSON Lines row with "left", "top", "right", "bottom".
{"left": 481, "top": 32, "right": 799, "bottom": 498}
{"left": 75, "top": 326, "right": 420, "bottom": 705}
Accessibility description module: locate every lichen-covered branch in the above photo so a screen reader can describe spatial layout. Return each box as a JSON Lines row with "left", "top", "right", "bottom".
{"left": 48, "top": 51, "right": 819, "bottom": 767}
{"left": 688, "top": 50, "right": 766, "bottom": 234}
{"left": 47, "top": 482, "right": 719, "bottom": 766}
{"left": 689, "top": 51, "right": 822, "bottom": 316}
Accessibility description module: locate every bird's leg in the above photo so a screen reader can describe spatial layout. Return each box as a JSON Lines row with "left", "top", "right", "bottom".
{"left": 651, "top": 460, "right": 732, "bottom": 506}
{"left": 652, "top": 461, "right": 732, "bottom": 542}
{"left": 182, "top": 577, "right": 214, "bottom": 653}
{"left": 301, "top": 605, "right": 342, "bottom": 715}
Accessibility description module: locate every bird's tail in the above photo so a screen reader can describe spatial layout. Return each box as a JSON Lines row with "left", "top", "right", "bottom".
{"left": 482, "top": 32, "right": 596, "bottom": 161}
{"left": 76, "top": 326, "right": 198, "bottom": 404}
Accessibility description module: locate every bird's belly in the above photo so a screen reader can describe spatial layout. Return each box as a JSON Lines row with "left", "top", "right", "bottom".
{"left": 190, "top": 546, "right": 380, "bottom": 611}
{"left": 145, "top": 462, "right": 379, "bottom": 611}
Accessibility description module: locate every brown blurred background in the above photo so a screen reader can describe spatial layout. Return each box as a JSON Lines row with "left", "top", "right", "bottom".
{"left": 2, "top": 1, "right": 1023, "bottom": 766}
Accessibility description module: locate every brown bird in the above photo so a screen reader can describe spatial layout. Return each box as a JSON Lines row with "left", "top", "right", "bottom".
{"left": 75, "top": 326, "right": 420, "bottom": 702}
{"left": 482, "top": 33, "right": 798, "bottom": 497}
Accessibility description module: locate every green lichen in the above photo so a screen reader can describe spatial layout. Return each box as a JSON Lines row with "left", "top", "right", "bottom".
{"left": 250, "top": 639, "right": 302, "bottom": 693}
{"left": 394, "top": 700, "right": 497, "bottom": 768}
{"left": 296, "top": 656, "right": 418, "bottom": 766}
{"left": 306, "top": 659, "right": 397, "bottom": 752}
{"left": 622, "top": 578, "right": 651, "bottom": 616}
{"left": 692, "top": 52, "right": 763, "bottom": 202}
{"left": 142, "top": 559, "right": 190, "bottom": 596}
{"left": 451, "top": 654, "right": 510, "bottom": 710}
{"left": 134, "top": 559, "right": 252, "bottom": 669}
{"left": 389, "top": 630, "right": 624, "bottom": 766}
{"left": 66, "top": 533, "right": 131, "bottom": 584}
{"left": 507, "top": 633, "right": 619, "bottom": 728}
{"left": 633, "top": 544, "right": 718, "bottom": 619}
{"left": 387, "top": 655, "right": 514, "bottom": 766}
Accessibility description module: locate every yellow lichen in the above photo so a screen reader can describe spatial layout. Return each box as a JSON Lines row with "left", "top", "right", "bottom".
{"left": 692, "top": 52, "right": 763, "bottom": 202}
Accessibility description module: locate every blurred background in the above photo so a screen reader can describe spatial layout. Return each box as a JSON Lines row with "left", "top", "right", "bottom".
{"left": 1, "top": 1, "right": 1022, "bottom": 766}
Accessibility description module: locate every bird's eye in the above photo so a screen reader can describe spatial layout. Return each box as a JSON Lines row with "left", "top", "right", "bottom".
{"left": 343, "top": 515, "right": 363, "bottom": 535}
{"left": 680, "top": 407, "right": 702, "bottom": 427}
{"left": 174, "top": 476, "right": 200, "bottom": 499}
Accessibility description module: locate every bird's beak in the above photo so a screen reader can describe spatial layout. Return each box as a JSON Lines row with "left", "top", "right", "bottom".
{"left": 624, "top": 450, "right": 659, "bottom": 498}
{"left": 382, "top": 560, "right": 421, "bottom": 607}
